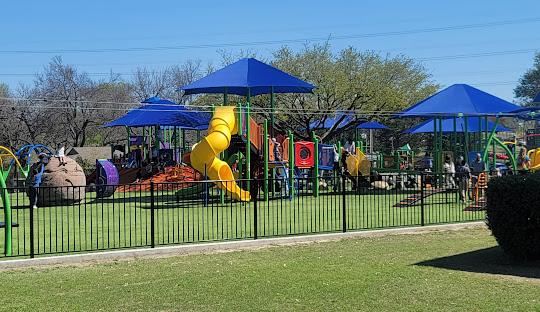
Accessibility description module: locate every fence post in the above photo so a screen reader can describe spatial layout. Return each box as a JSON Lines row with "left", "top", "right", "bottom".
{"left": 420, "top": 173, "right": 425, "bottom": 226}
{"left": 341, "top": 173, "right": 347, "bottom": 232}
{"left": 253, "top": 178, "right": 258, "bottom": 239}
{"left": 150, "top": 181, "right": 155, "bottom": 248}
{"left": 29, "top": 195, "right": 34, "bottom": 259}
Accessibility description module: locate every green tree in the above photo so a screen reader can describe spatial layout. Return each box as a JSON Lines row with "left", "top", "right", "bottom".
{"left": 258, "top": 43, "right": 438, "bottom": 141}
{"left": 514, "top": 52, "right": 540, "bottom": 105}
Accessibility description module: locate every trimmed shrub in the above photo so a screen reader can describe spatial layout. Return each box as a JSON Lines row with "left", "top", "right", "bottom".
{"left": 486, "top": 173, "right": 540, "bottom": 260}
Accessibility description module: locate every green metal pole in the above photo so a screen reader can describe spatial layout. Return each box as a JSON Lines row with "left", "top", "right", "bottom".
{"left": 438, "top": 117, "right": 443, "bottom": 175}
{"left": 263, "top": 119, "right": 269, "bottom": 201}
{"left": 246, "top": 92, "right": 251, "bottom": 191}
{"left": 312, "top": 131, "right": 319, "bottom": 197}
{"left": 453, "top": 117, "right": 457, "bottom": 158}
{"left": 181, "top": 129, "right": 186, "bottom": 154}
{"left": 155, "top": 126, "right": 160, "bottom": 155}
{"left": 464, "top": 116, "right": 469, "bottom": 163}
{"left": 288, "top": 130, "right": 295, "bottom": 198}
{"left": 270, "top": 86, "right": 275, "bottom": 138}
{"left": 173, "top": 126, "right": 178, "bottom": 163}
{"left": 142, "top": 127, "right": 146, "bottom": 162}
{"left": 126, "top": 126, "right": 130, "bottom": 155}
{"left": 1, "top": 176, "right": 12, "bottom": 256}
{"left": 237, "top": 103, "right": 243, "bottom": 177}
{"left": 433, "top": 117, "right": 437, "bottom": 172}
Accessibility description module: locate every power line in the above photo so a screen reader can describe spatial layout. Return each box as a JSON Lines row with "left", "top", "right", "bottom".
{"left": 418, "top": 49, "right": 537, "bottom": 61}
{"left": 2, "top": 17, "right": 540, "bottom": 54}
{"left": 0, "top": 96, "right": 521, "bottom": 116}
{"left": 0, "top": 48, "right": 537, "bottom": 78}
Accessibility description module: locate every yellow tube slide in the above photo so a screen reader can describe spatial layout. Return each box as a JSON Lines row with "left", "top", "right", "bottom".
{"left": 190, "top": 106, "right": 250, "bottom": 201}
{"left": 528, "top": 148, "right": 540, "bottom": 171}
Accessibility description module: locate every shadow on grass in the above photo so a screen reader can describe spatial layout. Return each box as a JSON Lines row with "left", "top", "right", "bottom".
{"left": 416, "top": 246, "right": 540, "bottom": 279}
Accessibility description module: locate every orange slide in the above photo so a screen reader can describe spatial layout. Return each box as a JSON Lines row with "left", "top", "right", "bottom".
{"left": 190, "top": 106, "right": 250, "bottom": 201}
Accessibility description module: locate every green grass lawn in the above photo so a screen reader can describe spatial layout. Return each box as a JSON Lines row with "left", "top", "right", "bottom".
{"left": 1, "top": 187, "right": 485, "bottom": 258}
{"left": 0, "top": 228, "right": 538, "bottom": 311}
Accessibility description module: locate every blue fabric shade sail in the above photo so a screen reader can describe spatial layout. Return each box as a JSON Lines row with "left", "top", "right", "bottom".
{"left": 103, "top": 97, "right": 210, "bottom": 129}
{"left": 396, "top": 84, "right": 520, "bottom": 118}
{"left": 404, "top": 117, "right": 511, "bottom": 134}
{"left": 179, "top": 58, "right": 315, "bottom": 96}
{"left": 356, "top": 121, "right": 389, "bottom": 129}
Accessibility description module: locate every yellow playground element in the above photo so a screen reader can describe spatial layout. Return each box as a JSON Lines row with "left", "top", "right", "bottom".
{"left": 528, "top": 148, "right": 540, "bottom": 171}
{"left": 345, "top": 148, "right": 371, "bottom": 176}
{"left": 0, "top": 146, "right": 23, "bottom": 172}
{"left": 190, "top": 106, "right": 250, "bottom": 201}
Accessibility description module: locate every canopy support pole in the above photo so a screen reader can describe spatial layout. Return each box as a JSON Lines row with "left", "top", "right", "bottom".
{"left": 312, "top": 131, "right": 319, "bottom": 197}
{"left": 237, "top": 103, "right": 243, "bottom": 179}
{"left": 270, "top": 86, "right": 275, "bottom": 138}
{"left": 263, "top": 120, "right": 269, "bottom": 201}
{"left": 126, "top": 126, "right": 130, "bottom": 157}
{"left": 288, "top": 130, "right": 295, "bottom": 199}
{"left": 369, "top": 129, "right": 374, "bottom": 154}
{"left": 464, "top": 117, "right": 469, "bottom": 164}
{"left": 246, "top": 91, "right": 251, "bottom": 193}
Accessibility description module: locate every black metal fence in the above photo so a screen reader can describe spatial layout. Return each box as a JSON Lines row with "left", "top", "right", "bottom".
{"left": 0, "top": 172, "right": 487, "bottom": 258}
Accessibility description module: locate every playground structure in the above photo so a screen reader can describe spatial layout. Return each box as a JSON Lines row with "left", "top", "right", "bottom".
{"left": 5, "top": 56, "right": 540, "bottom": 260}
{"left": 0, "top": 144, "right": 68, "bottom": 255}
{"left": 95, "top": 159, "right": 119, "bottom": 198}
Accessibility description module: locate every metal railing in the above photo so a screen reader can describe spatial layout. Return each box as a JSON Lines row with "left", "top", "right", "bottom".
{"left": 0, "top": 172, "right": 487, "bottom": 258}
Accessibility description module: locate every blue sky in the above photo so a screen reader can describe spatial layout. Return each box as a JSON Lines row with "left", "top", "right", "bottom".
{"left": 2, "top": 0, "right": 540, "bottom": 101}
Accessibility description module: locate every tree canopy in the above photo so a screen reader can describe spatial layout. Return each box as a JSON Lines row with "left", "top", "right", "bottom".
{"left": 514, "top": 52, "right": 540, "bottom": 105}
{"left": 256, "top": 43, "right": 438, "bottom": 141}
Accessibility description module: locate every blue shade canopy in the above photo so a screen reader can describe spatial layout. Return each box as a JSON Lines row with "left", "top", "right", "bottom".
{"left": 309, "top": 113, "right": 354, "bottom": 129}
{"left": 103, "top": 97, "right": 210, "bottom": 129}
{"left": 404, "top": 117, "right": 511, "bottom": 134}
{"left": 396, "top": 84, "right": 520, "bottom": 118}
{"left": 357, "top": 121, "right": 389, "bottom": 129}
{"left": 179, "top": 58, "right": 315, "bottom": 96}
{"left": 534, "top": 91, "right": 540, "bottom": 103}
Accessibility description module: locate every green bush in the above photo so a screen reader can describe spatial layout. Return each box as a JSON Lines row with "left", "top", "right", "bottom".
{"left": 486, "top": 173, "right": 540, "bottom": 260}
{"left": 75, "top": 156, "right": 96, "bottom": 176}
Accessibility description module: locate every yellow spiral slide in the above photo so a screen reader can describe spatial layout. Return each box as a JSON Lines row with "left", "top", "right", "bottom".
{"left": 190, "top": 106, "right": 250, "bottom": 201}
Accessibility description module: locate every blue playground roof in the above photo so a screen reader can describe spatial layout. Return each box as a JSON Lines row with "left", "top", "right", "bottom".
{"left": 309, "top": 113, "right": 354, "bottom": 129}
{"left": 534, "top": 91, "right": 540, "bottom": 103}
{"left": 103, "top": 97, "right": 210, "bottom": 129}
{"left": 404, "top": 117, "right": 511, "bottom": 134}
{"left": 356, "top": 121, "right": 389, "bottom": 129}
{"left": 179, "top": 58, "right": 315, "bottom": 96}
{"left": 396, "top": 84, "right": 520, "bottom": 118}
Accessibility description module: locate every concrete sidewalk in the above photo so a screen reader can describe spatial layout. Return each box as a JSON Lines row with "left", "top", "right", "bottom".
{"left": 0, "top": 222, "right": 485, "bottom": 270}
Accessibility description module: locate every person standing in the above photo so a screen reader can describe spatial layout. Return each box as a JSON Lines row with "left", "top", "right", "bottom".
{"left": 455, "top": 156, "right": 471, "bottom": 203}
{"left": 29, "top": 153, "right": 47, "bottom": 209}
{"left": 470, "top": 153, "right": 485, "bottom": 185}
{"left": 443, "top": 155, "right": 455, "bottom": 188}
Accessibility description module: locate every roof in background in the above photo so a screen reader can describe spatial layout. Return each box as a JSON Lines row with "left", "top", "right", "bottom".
{"left": 404, "top": 117, "right": 511, "bottom": 134}
{"left": 103, "top": 97, "right": 210, "bottom": 129}
{"left": 66, "top": 146, "right": 111, "bottom": 162}
{"left": 397, "top": 84, "right": 520, "bottom": 118}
